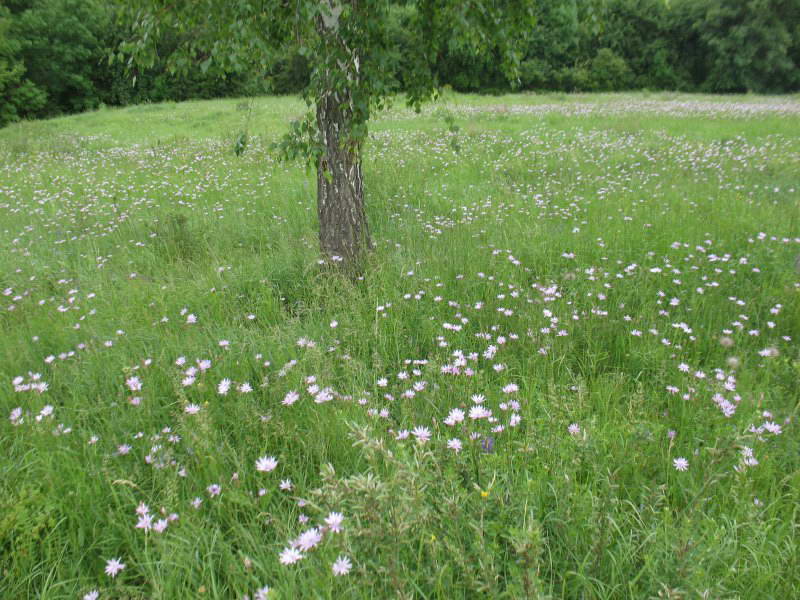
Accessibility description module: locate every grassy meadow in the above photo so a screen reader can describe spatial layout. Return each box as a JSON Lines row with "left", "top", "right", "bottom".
{"left": 1, "top": 92, "right": 799, "bottom": 599}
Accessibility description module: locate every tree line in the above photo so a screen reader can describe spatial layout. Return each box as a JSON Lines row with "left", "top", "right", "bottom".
{"left": 2, "top": 0, "right": 799, "bottom": 129}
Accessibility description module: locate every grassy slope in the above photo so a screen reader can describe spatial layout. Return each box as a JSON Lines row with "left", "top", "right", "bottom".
{"left": 1, "top": 93, "right": 799, "bottom": 599}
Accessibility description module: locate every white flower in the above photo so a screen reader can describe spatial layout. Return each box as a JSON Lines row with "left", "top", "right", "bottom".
{"left": 324, "top": 512, "right": 344, "bottom": 533}
{"left": 447, "top": 438, "right": 463, "bottom": 453}
{"left": 332, "top": 555, "right": 352, "bottom": 576}
{"left": 153, "top": 519, "right": 168, "bottom": 533}
{"left": 254, "top": 586, "right": 270, "bottom": 600}
{"left": 295, "top": 527, "right": 322, "bottom": 551}
{"left": 135, "top": 513, "right": 153, "bottom": 531}
{"left": 104, "top": 558, "right": 125, "bottom": 578}
{"left": 255, "top": 456, "right": 278, "bottom": 473}
{"left": 217, "top": 378, "right": 232, "bottom": 395}
{"left": 469, "top": 406, "right": 492, "bottom": 420}
{"left": 279, "top": 547, "right": 303, "bottom": 565}
{"left": 411, "top": 426, "right": 431, "bottom": 443}
{"left": 673, "top": 457, "right": 689, "bottom": 472}
{"left": 444, "top": 408, "right": 465, "bottom": 426}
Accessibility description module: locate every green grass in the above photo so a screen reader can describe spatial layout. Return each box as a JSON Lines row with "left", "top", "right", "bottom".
{"left": 1, "top": 92, "right": 799, "bottom": 599}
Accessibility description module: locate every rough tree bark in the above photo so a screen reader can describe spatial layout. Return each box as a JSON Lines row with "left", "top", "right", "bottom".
{"left": 316, "top": 89, "right": 371, "bottom": 264}
{"left": 315, "top": 0, "right": 372, "bottom": 268}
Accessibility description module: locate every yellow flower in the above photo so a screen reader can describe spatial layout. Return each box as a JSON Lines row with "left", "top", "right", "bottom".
{"left": 480, "top": 490, "right": 489, "bottom": 498}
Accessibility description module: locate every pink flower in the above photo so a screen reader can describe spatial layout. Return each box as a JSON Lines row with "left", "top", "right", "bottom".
{"left": 282, "top": 390, "right": 299, "bottom": 406}
{"left": 9, "top": 407, "right": 23, "bottom": 426}
{"left": 469, "top": 406, "right": 492, "bottom": 420}
{"left": 104, "top": 558, "right": 125, "bottom": 578}
{"left": 153, "top": 519, "right": 168, "bottom": 533}
{"left": 444, "top": 408, "right": 465, "bottom": 426}
{"left": 255, "top": 456, "right": 278, "bottom": 472}
{"left": 279, "top": 547, "right": 304, "bottom": 565}
{"left": 254, "top": 586, "right": 270, "bottom": 600}
{"left": 673, "top": 457, "right": 689, "bottom": 472}
{"left": 295, "top": 527, "right": 323, "bottom": 551}
{"left": 411, "top": 426, "right": 431, "bottom": 443}
{"left": 332, "top": 555, "right": 352, "bottom": 576}
{"left": 324, "top": 512, "right": 344, "bottom": 533}
{"left": 135, "top": 513, "right": 153, "bottom": 531}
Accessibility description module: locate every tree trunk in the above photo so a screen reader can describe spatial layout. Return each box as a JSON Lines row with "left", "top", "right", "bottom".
{"left": 314, "top": 0, "right": 371, "bottom": 269}
{"left": 316, "top": 88, "right": 371, "bottom": 267}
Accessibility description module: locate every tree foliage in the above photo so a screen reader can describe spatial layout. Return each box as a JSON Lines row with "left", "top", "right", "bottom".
{"left": 443, "top": 0, "right": 800, "bottom": 94}
{"left": 693, "top": 0, "right": 800, "bottom": 92}
{"left": 1, "top": 0, "right": 799, "bottom": 130}
{"left": 1, "top": 0, "right": 263, "bottom": 124}
{"left": 12, "top": 0, "right": 110, "bottom": 115}
{"left": 0, "top": 6, "right": 46, "bottom": 127}
{"left": 116, "top": 0, "right": 534, "bottom": 159}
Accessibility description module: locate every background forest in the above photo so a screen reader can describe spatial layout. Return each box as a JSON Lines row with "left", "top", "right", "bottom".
{"left": 2, "top": 0, "right": 800, "bottom": 128}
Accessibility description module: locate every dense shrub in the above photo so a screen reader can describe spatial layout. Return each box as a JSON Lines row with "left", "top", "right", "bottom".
{"left": 588, "top": 48, "right": 633, "bottom": 91}
{"left": 9, "top": 0, "right": 110, "bottom": 117}
{"left": 268, "top": 51, "right": 311, "bottom": 95}
{"left": 2, "top": 0, "right": 267, "bottom": 122}
{"left": 693, "top": 0, "right": 800, "bottom": 93}
{"left": 0, "top": 7, "right": 46, "bottom": 127}
{"left": 514, "top": 0, "right": 800, "bottom": 94}
{"left": 1, "top": 0, "right": 799, "bottom": 128}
